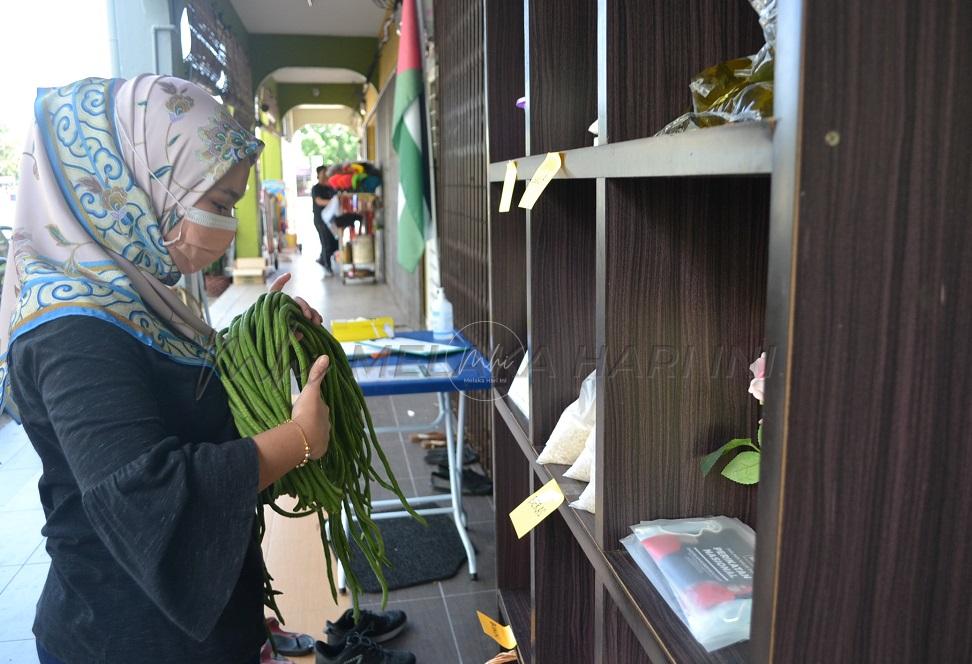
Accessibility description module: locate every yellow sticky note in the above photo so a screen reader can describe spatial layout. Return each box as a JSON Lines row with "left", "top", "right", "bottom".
{"left": 498, "top": 160, "right": 518, "bottom": 212}
{"left": 517, "top": 152, "right": 562, "bottom": 210}
{"left": 509, "top": 478, "right": 565, "bottom": 538}
{"left": 477, "top": 611, "right": 517, "bottom": 649}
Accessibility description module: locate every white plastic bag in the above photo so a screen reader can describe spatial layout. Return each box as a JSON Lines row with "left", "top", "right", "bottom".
{"left": 537, "top": 371, "right": 596, "bottom": 466}
{"left": 569, "top": 475, "right": 595, "bottom": 513}
{"left": 569, "top": 438, "right": 596, "bottom": 514}
{"left": 507, "top": 352, "right": 530, "bottom": 418}
{"left": 564, "top": 427, "right": 595, "bottom": 482}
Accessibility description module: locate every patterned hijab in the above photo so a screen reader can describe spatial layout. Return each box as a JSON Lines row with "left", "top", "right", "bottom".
{"left": 0, "top": 75, "right": 263, "bottom": 415}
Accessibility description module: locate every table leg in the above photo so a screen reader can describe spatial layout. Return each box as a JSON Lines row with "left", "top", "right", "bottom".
{"left": 441, "top": 391, "right": 477, "bottom": 579}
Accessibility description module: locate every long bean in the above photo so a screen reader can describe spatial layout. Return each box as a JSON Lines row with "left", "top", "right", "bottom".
{"left": 215, "top": 293, "right": 422, "bottom": 621}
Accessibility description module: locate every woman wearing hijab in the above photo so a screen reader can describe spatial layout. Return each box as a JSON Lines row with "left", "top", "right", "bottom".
{"left": 0, "top": 75, "right": 330, "bottom": 664}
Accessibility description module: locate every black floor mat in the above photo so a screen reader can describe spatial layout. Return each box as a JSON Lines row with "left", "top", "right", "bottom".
{"left": 347, "top": 514, "right": 469, "bottom": 593}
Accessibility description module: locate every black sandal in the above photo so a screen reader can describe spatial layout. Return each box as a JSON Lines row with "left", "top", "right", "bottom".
{"left": 266, "top": 617, "right": 314, "bottom": 656}
{"left": 424, "top": 448, "right": 479, "bottom": 466}
{"left": 431, "top": 468, "right": 493, "bottom": 496}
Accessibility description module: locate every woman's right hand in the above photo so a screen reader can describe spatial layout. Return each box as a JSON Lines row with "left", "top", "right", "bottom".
{"left": 291, "top": 355, "right": 331, "bottom": 460}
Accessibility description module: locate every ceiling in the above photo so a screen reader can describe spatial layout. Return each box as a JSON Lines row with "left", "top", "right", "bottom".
{"left": 229, "top": 0, "right": 388, "bottom": 37}
{"left": 271, "top": 67, "right": 367, "bottom": 84}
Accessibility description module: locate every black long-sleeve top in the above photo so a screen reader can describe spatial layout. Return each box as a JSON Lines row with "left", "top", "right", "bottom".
{"left": 9, "top": 315, "right": 265, "bottom": 664}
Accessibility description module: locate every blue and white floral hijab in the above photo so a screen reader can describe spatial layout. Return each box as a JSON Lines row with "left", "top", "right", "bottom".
{"left": 0, "top": 75, "right": 263, "bottom": 415}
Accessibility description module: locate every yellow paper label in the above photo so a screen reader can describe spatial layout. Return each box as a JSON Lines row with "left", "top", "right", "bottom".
{"left": 477, "top": 611, "right": 518, "bottom": 650}
{"left": 517, "top": 152, "right": 562, "bottom": 210}
{"left": 509, "top": 478, "right": 565, "bottom": 538}
{"left": 498, "top": 161, "right": 518, "bottom": 212}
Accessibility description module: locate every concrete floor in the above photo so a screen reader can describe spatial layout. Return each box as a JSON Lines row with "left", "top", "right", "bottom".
{"left": 0, "top": 209, "right": 501, "bottom": 663}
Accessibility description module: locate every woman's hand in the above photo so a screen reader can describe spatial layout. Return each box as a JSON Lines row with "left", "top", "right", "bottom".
{"left": 291, "top": 355, "right": 331, "bottom": 460}
{"left": 269, "top": 273, "right": 323, "bottom": 326}
{"left": 252, "top": 354, "right": 331, "bottom": 490}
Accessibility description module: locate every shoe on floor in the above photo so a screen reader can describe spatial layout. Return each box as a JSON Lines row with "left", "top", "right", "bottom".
{"left": 315, "top": 634, "right": 415, "bottom": 664}
{"left": 424, "top": 448, "right": 479, "bottom": 466}
{"left": 260, "top": 639, "right": 294, "bottom": 663}
{"left": 431, "top": 467, "right": 493, "bottom": 496}
{"left": 325, "top": 608, "right": 407, "bottom": 645}
{"left": 266, "top": 616, "right": 314, "bottom": 655}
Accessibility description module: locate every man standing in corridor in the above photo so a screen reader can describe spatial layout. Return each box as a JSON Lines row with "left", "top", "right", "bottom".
{"left": 311, "top": 165, "right": 338, "bottom": 275}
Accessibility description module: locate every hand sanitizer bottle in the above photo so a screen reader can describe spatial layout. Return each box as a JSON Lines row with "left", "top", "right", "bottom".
{"left": 431, "top": 287, "right": 454, "bottom": 340}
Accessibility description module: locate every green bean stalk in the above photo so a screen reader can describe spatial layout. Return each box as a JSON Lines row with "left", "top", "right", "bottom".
{"left": 213, "top": 291, "right": 422, "bottom": 620}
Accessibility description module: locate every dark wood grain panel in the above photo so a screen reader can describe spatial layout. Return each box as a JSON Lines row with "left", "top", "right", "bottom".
{"left": 528, "top": 0, "right": 598, "bottom": 153}
{"left": 436, "top": 0, "right": 493, "bottom": 472}
{"left": 493, "top": 406, "right": 532, "bottom": 593}
{"left": 598, "top": 177, "right": 769, "bottom": 549}
{"left": 532, "top": 495, "right": 596, "bottom": 664}
{"left": 605, "top": 0, "right": 764, "bottom": 141}
{"left": 759, "top": 1, "right": 972, "bottom": 662}
{"left": 485, "top": 0, "right": 526, "bottom": 162}
{"left": 601, "top": 588, "right": 653, "bottom": 664}
{"left": 489, "top": 183, "right": 528, "bottom": 392}
{"left": 498, "top": 587, "right": 534, "bottom": 663}
{"left": 527, "top": 180, "right": 597, "bottom": 446}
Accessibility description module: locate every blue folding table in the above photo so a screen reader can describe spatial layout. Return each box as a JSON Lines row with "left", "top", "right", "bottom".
{"left": 335, "top": 330, "right": 492, "bottom": 589}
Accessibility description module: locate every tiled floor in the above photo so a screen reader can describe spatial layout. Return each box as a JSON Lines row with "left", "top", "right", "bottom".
{"left": 0, "top": 209, "right": 501, "bottom": 663}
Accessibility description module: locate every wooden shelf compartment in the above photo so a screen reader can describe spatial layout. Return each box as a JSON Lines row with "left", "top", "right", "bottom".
{"left": 526, "top": 0, "right": 598, "bottom": 155}
{"left": 596, "top": 175, "right": 769, "bottom": 542}
{"left": 498, "top": 587, "right": 533, "bottom": 663}
{"left": 603, "top": 0, "right": 767, "bottom": 142}
{"left": 494, "top": 393, "right": 750, "bottom": 662}
{"left": 487, "top": 121, "right": 773, "bottom": 182}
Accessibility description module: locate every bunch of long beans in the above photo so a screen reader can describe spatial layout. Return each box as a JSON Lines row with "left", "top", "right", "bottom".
{"left": 214, "top": 291, "right": 420, "bottom": 619}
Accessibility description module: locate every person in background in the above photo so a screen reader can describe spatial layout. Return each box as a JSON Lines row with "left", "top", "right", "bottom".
{"left": 311, "top": 165, "right": 339, "bottom": 275}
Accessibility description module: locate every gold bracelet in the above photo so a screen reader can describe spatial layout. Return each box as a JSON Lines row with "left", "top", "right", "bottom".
{"left": 289, "top": 419, "right": 311, "bottom": 468}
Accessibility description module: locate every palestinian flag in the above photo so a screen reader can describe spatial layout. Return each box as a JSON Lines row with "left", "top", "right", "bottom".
{"left": 392, "top": 0, "right": 429, "bottom": 272}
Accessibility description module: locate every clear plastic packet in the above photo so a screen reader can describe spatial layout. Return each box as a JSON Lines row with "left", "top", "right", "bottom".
{"left": 537, "top": 371, "right": 596, "bottom": 466}
{"left": 620, "top": 517, "right": 755, "bottom": 652}
{"left": 658, "top": 0, "right": 777, "bottom": 134}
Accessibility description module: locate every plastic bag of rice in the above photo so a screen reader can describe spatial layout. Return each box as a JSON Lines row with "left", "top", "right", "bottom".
{"left": 564, "top": 426, "right": 595, "bottom": 482}
{"left": 537, "top": 371, "right": 595, "bottom": 466}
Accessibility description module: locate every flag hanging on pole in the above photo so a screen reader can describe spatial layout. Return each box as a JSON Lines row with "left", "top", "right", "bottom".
{"left": 392, "top": 0, "right": 429, "bottom": 272}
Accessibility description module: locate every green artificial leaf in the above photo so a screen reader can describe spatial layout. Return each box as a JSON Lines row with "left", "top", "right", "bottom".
{"left": 167, "top": 134, "right": 181, "bottom": 147}
{"left": 45, "top": 224, "right": 71, "bottom": 247}
{"left": 721, "top": 450, "right": 761, "bottom": 485}
{"left": 701, "top": 438, "right": 756, "bottom": 476}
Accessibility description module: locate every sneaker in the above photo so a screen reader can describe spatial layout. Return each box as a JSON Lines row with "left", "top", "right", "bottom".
{"left": 325, "top": 609, "right": 407, "bottom": 645}
{"left": 314, "top": 634, "right": 415, "bottom": 664}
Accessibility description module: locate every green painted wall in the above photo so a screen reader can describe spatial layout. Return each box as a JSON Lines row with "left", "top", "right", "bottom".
{"left": 235, "top": 166, "right": 261, "bottom": 258}
{"left": 249, "top": 34, "right": 376, "bottom": 87}
{"left": 276, "top": 83, "right": 362, "bottom": 117}
{"left": 259, "top": 128, "right": 283, "bottom": 181}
